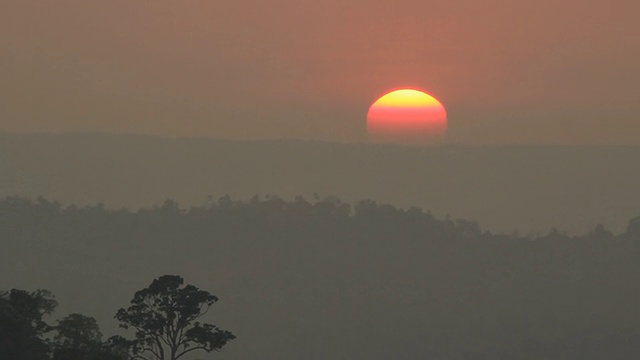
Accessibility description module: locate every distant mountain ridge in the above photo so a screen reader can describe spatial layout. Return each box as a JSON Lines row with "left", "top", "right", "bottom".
{"left": 2, "top": 132, "right": 640, "bottom": 234}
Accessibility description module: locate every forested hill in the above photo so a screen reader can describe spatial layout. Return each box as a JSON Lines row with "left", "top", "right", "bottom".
{"left": 3, "top": 196, "right": 640, "bottom": 359}
{"left": 2, "top": 132, "right": 640, "bottom": 234}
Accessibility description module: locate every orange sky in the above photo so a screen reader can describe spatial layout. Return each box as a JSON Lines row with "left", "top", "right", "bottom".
{"left": 1, "top": 0, "right": 639, "bottom": 144}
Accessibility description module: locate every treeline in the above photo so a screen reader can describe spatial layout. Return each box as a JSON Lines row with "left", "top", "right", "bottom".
{"left": 2, "top": 195, "right": 640, "bottom": 359}
{"left": 1, "top": 288, "right": 120, "bottom": 360}
{"left": 1, "top": 274, "right": 234, "bottom": 360}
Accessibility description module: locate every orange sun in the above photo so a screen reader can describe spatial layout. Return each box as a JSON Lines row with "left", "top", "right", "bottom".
{"left": 367, "top": 88, "right": 447, "bottom": 144}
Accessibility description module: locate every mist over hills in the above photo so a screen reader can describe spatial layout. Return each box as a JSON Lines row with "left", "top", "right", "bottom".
{"left": 4, "top": 133, "right": 640, "bottom": 358}
{"left": 2, "top": 196, "right": 640, "bottom": 359}
{"left": 2, "top": 132, "right": 640, "bottom": 234}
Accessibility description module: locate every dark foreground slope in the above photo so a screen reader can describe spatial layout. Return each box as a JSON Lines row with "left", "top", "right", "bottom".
{"left": 2, "top": 197, "right": 640, "bottom": 359}
{"left": 2, "top": 132, "right": 640, "bottom": 233}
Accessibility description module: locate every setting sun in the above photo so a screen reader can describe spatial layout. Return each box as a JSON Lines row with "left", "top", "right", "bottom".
{"left": 367, "top": 89, "right": 447, "bottom": 143}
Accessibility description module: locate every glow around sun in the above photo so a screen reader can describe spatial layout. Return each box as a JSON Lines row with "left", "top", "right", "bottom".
{"left": 367, "top": 89, "right": 447, "bottom": 143}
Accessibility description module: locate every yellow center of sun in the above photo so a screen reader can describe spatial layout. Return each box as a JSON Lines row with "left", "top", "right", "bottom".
{"left": 372, "top": 89, "right": 443, "bottom": 108}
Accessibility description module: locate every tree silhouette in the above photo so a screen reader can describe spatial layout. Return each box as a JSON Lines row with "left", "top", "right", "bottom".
{"left": 53, "top": 313, "right": 124, "bottom": 360}
{"left": 0, "top": 289, "right": 57, "bottom": 360}
{"left": 54, "top": 313, "right": 103, "bottom": 349}
{"left": 114, "top": 275, "right": 235, "bottom": 360}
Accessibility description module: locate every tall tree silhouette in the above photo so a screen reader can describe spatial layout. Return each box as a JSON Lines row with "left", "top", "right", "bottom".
{"left": 114, "top": 275, "right": 235, "bottom": 360}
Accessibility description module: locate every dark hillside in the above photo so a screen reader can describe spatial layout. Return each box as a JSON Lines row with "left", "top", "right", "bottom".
{"left": 2, "top": 196, "right": 640, "bottom": 359}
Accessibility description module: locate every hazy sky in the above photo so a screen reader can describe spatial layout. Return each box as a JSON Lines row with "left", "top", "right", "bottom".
{"left": 2, "top": 0, "right": 639, "bottom": 144}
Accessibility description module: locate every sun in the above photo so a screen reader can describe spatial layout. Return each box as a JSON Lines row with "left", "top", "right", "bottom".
{"left": 367, "top": 88, "right": 447, "bottom": 144}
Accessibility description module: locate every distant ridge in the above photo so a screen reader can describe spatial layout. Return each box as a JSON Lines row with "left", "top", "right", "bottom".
{"left": 2, "top": 132, "right": 640, "bottom": 234}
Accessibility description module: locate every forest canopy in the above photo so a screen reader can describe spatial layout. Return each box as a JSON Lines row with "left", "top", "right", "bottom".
{"left": 2, "top": 195, "right": 640, "bottom": 359}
